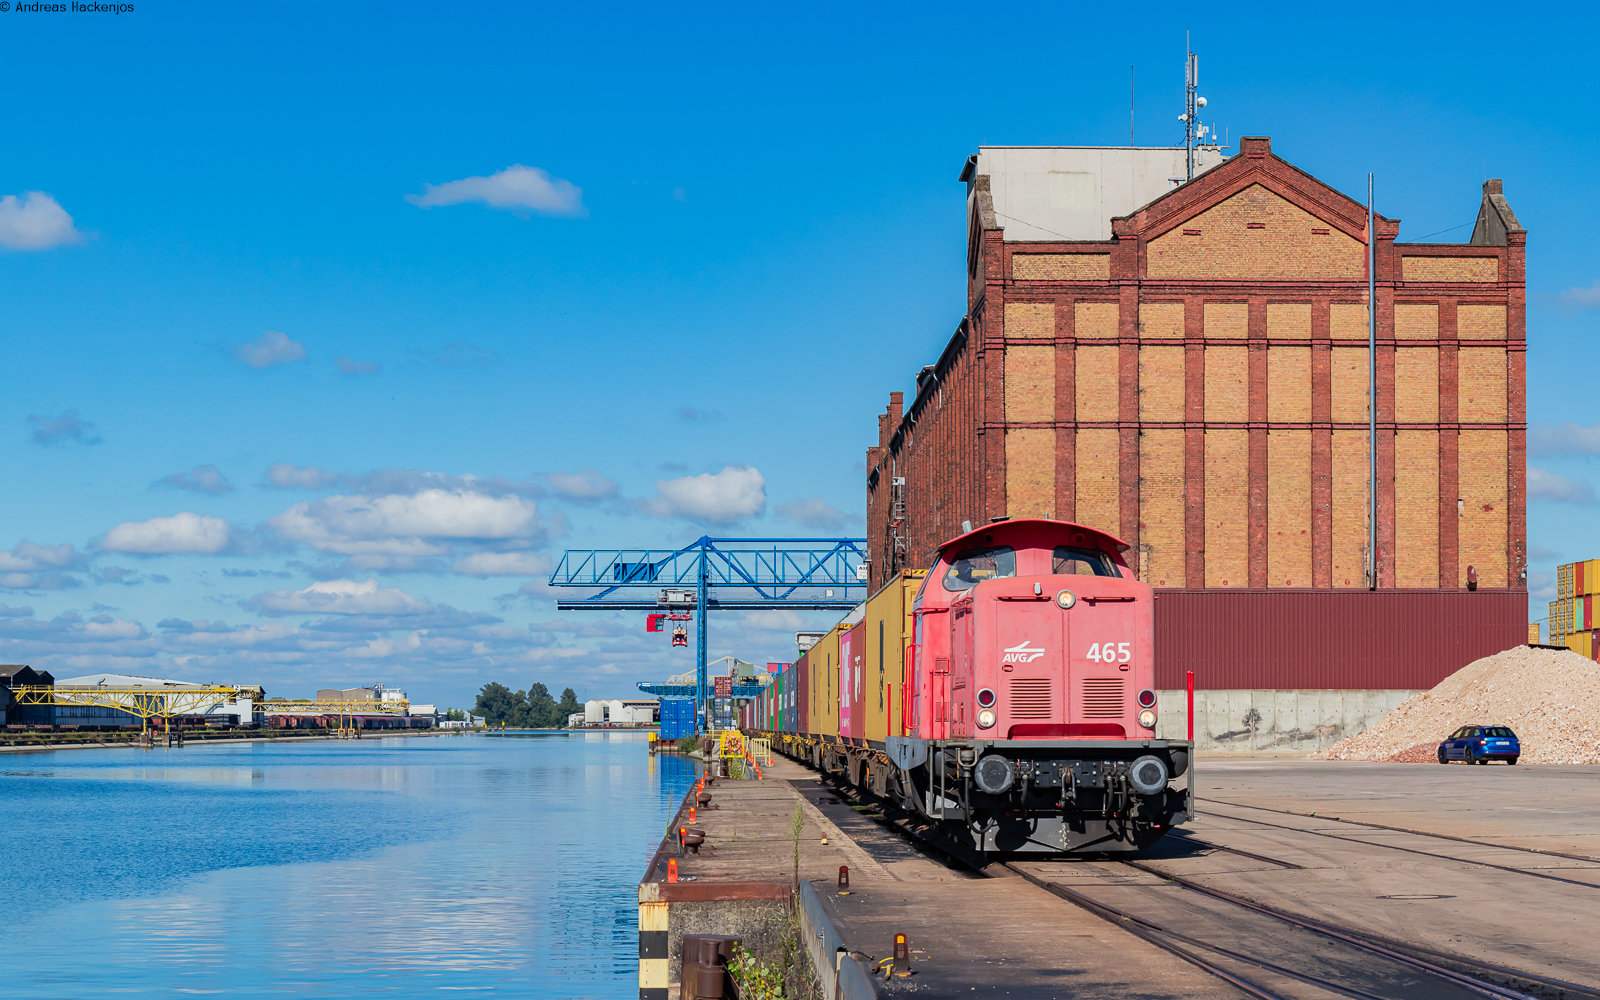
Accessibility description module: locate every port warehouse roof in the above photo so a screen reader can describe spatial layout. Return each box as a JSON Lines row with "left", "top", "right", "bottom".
{"left": 52, "top": 672, "right": 262, "bottom": 690}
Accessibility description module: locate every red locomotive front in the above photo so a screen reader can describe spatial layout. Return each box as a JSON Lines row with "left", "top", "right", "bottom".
{"left": 897, "top": 518, "right": 1191, "bottom": 853}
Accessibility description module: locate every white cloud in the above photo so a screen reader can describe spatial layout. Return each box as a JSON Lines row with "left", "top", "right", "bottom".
{"left": 0, "top": 191, "right": 82, "bottom": 250}
{"left": 544, "top": 468, "right": 617, "bottom": 501}
{"left": 247, "top": 578, "right": 432, "bottom": 617}
{"left": 101, "top": 512, "right": 234, "bottom": 554}
{"left": 234, "top": 330, "right": 307, "bottom": 368}
{"left": 0, "top": 541, "right": 86, "bottom": 572}
{"left": 264, "top": 462, "right": 342, "bottom": 490}
{"left": 0, "top": 539, "right": 87, "bottom": 589}
{"left": 405, "top": 164, "right": 585, "bottom": 218}
{"left": 775, "top": 496, "right": 852, "bottom": 530}
{"left": 269, "top": 489, "right": 547, "bottom": 556}
{"left": 335, "top": 357, "right": 380, "bottom": 375}
{"left": 1556, "top": 280, "right": 1600, "bottom": 312}
{"left": 157, "top": 464, "right": 234, "bottom": 495}
{"left": 1529, "top": 570, "right": 1555, "bottom": 602}
{"left": 452, "top": 552, "right": 552, "bottom": 577}
{"left": 1529, "top": 422, "right": 1600, "bottom": 457}
{"left": 27, "top": 409, "right": 101, "bottom": 446}
{"left": 640, "top": 466, "right": 766, "bottom": 524}
{"left": 1527, "top": 468, "right": 1596, "bottom": 504}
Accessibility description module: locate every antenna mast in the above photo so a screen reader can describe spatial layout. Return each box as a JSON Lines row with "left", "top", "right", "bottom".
{"left": 1184, "top": 34, "right": 1197, "bottom": 181}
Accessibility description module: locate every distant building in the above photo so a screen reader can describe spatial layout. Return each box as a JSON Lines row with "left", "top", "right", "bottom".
{"left": 53, "top": 672, "right": 257, "bottom": 727}
{"left": 0, "top": 665, "right": 55, "bottom": 727}
{"left": 318, "top": 687, "right": 377, "bottom": 702}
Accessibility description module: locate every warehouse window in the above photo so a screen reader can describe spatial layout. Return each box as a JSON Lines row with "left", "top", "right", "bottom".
{"left": 1052, "top": 547, "right": 1116, "bottom": 577}
{"left": 942, "top": 546, "right": 1016, "bottom": 591}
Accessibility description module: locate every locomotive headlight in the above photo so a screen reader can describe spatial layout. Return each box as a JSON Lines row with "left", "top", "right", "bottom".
{"left": 977, "top": 708, "right": 997, "bottom": 729}
{"left": 1056, "top": 590, "right": 1076, "bottom": 609}
{"left": 976, "top": 687, "right": 996, "bottom": 708}
{"left": 1138, "top": 708, "right": 1157, "bottom": 729}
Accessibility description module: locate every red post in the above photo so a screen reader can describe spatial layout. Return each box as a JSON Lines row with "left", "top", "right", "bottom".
{"left": 1186, "top": 670, "right": 1195, "bottom": 742}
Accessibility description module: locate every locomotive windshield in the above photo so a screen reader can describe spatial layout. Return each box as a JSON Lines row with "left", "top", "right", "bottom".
{"left": 942, "top": 546, "right": 1016, "bottom": 591}
{"left": 1052, "top": 546, "right": 1117, "bottom": 577}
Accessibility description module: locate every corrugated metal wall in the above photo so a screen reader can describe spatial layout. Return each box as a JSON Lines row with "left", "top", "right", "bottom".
{"left": 1153, "top": 590, "right": 1528, "bottom": 690}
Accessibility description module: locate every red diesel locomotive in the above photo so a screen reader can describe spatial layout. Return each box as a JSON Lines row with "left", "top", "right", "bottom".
{"left": 748, "top": 518, "right": 1192, "bottom": 853}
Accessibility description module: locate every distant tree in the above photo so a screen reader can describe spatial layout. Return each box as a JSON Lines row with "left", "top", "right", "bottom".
{"left": 527, "top": 682, "right": 560, "bottom": 728}
{"left": 474, "top": 683, "right": 530, "bottom": 726}
{"left": 446, "top": 708, "right": 466, "bottom": 722}
{"left": 557, "top": 687, "right": 581, "bottom": 717}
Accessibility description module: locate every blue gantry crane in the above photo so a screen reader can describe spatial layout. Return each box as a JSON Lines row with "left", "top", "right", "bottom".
{"left": 549, "top": 536, "right": 868, "bottom": 733}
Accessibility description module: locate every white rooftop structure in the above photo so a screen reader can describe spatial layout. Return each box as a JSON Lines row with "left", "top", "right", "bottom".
{"left": 55, "top": 673, "right": 205, "bottom": 688}
{"left": 963, "top": 145, "right": 1227, "bottom": 243}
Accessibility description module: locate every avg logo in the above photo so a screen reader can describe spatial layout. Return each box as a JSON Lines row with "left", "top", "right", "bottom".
{"left": 1001, "top": 641, "right": 1046, "bottom": 664}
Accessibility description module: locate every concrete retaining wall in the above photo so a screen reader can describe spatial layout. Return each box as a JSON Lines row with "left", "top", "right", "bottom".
{"left": 1154, "top": 689, "right": 1421, "bottom": 752}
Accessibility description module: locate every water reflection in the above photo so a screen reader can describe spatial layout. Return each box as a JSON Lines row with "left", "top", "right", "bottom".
{"left": 0, "top": 732, "right": 697, "bottom": 997}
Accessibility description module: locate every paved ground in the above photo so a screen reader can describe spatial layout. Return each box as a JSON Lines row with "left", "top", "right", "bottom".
{"left": 1194, "top": 756, "right": 1600, "bottom": 857}
{"left": 663, "top": 755, "right": 1600, "bottom": 997}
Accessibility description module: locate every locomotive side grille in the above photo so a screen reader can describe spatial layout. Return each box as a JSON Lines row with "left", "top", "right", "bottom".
{"left": 1081, "top": 678, "right": 1125, "bottom": 718}
{"left": 1009, "top": 678, "right": 1053, "bottom": 719}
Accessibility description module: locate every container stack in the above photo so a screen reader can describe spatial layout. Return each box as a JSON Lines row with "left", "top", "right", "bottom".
{"left": 1549, "top": 559, "right": 1600, "bottom": 659}
{"left": 658, "top": 699, "right": 695, "bottom": 740}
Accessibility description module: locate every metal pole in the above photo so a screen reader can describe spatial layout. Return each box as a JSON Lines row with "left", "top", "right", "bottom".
{"left": 1186, "top": 670, "right": 1194, "bottom": 742}
{"left": 1368, "top": 173, "right": 1378, "bottom": 590}
{"left": 696, "top": 542, "right": 709, "bottom": 735}
{"left": 1185, "top": 38, "right": 1195, "bottom": 182}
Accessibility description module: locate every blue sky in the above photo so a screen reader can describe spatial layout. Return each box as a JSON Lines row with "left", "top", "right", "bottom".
{"left": 2, "top": 2, "right": 1595, "bottom": 707}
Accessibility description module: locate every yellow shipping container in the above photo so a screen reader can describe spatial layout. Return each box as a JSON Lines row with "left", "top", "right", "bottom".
{"left": 807, "top": 621, "right": 847, "bottom": 739}
{"left": 1528, "top": 622, "right": 1541, "bottom": 645}
{"left": 861, "top": 570, "right": 925, "bottom": 744}
{"left": 1567, "top": 632, "right": 1592, "bottom": 659}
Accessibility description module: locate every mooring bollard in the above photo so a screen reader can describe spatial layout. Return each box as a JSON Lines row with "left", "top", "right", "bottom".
{"left": 681, "top": 934, "right": 739, "bottom": 1000}
{"left": 837, "top": 865, "right": 849, "bottom": 891}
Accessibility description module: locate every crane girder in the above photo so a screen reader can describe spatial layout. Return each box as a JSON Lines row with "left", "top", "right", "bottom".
{"left": 8, "top": 684, "right": 262, "bottom": 720}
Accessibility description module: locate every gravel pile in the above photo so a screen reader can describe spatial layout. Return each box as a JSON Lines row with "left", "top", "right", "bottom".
{"left": 1314, "top": 645, "right": 1600, "bottom": 764}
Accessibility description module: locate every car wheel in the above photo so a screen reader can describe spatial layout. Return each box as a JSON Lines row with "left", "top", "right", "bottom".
{"left": 1508, "top": 757, "right": 1518, "bottom": 765}
{"left": 1474, "top": 754, "right": 1486, "bottom": 765}
{"left": 1437, "top": 749, "right": 1447, "bottom": 764}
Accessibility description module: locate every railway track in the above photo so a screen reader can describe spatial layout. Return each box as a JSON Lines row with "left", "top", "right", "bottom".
{"left": 1010, "top": 856, "right": 1600, "bottom": 1000}
{"left": 807, "top": 770, "right": 1600, "bottom": 999}
{"left": 1198, "top": 797, "right": 1600, "bottom": 864}
{"left": 1196, "top": 801, "right": 1600, "bottom": 891}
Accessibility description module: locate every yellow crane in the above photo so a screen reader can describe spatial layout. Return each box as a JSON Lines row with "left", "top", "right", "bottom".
{"left": 258, "top": 698, "right": 410, "bottom": 739}
{"left": 7, "top": 684, "right": 263, "bottom": 745}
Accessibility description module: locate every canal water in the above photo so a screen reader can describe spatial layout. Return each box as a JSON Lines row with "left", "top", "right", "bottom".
{"left": 0, "top": 731, "right": 697, "bottom": 997}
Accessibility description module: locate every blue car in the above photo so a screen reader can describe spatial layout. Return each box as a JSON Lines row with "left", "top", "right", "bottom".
{"left": 1437, "top": 725, "right": 1520, "bottom": 765}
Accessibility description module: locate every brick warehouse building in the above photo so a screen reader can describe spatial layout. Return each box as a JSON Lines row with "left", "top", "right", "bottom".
{"left": 864, "top": 137, "right": 1528, "bottom": 745}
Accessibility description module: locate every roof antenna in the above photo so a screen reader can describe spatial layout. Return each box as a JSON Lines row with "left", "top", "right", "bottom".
{"left": 1180, "top": 33, "right": 1205, "bottom": 182}
{"left": 1130, "top": 65, "right": 1135, "bottom": 145}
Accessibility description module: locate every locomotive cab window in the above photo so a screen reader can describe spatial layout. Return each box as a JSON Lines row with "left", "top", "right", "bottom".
{"left": 1052, "top": 546, "right": 1117, "bottom": 577}
{"left": 942, "top": 546, "right": 1016, "bottom": 591}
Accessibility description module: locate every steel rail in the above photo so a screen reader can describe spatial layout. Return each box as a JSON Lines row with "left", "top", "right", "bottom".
{"left": 1122, "top": 859, "right": 1597, "bottom": 1000}
{"left": 1198, "top": 805, "right": 1600, "bottom": 891}
{"left": 1006, "top": 867, "right": 1292, "bottom": 1000}
{"left": 1197, "top": 796, "right": 1600, "bottom": 864}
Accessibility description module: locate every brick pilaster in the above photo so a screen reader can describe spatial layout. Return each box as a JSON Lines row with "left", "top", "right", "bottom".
{"left": 1247, "top": 296, "right": 1269, "bottom": 588}
{"left": 1055, "top": 296, "right": 1077, "bottom": 523}
{"left": 1184, "top": 296, "right": 1206, "bottom": 588}
{"left": 1310, "top": 297, "right": 1333, "bottom": 588}
{"left": 1437, "top": 299, "right": 1459, "bottom": 589}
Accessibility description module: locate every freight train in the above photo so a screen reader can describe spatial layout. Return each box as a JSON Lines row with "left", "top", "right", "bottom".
{"left": 743, "top": 518, "right": 1192, "bottom": 853}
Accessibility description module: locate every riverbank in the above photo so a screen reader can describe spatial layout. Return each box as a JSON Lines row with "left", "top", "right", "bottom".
{"left": 0, "top": 727, "right": 477, "bottom": 753}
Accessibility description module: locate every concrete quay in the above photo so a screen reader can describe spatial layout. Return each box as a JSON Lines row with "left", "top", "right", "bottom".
{"left": 638, "top": 756, "right": 1237, "bottom": 999}
{"left": 640, "top": 752, "right": 1600, "bottom": 999}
